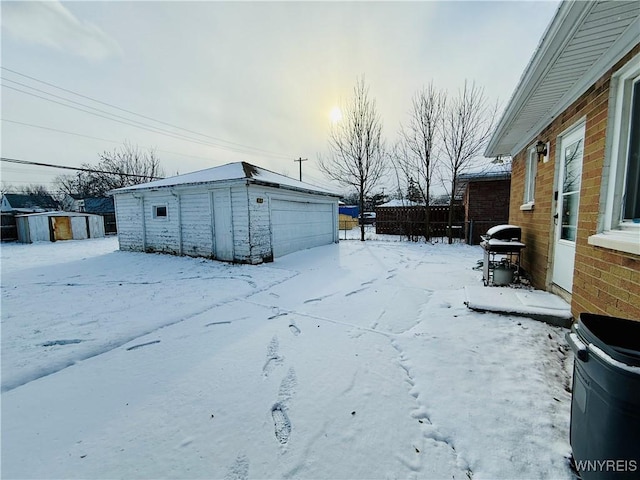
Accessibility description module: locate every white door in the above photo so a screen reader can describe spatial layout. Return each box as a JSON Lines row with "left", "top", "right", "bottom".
{"left": 271, "top": 200, "right": 334, "bottom": 257}
{"left": 212, "top": 189, "right": 234, "bottom": 261}
{"left": 552, "top": 124, "right": 585, "bottom": 292}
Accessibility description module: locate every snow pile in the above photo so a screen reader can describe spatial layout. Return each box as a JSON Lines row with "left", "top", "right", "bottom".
{"left": 1, "top": 237, "right": 574, "bottom": 479}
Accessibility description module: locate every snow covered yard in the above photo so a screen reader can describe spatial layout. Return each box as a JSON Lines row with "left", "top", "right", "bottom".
{"left": 1, "top": 236, "right": 574, "bottom": 479}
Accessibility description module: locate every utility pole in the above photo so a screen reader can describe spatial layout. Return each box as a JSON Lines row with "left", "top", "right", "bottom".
{"left": 294, "top": 157, "right": 307, "bottom": 181}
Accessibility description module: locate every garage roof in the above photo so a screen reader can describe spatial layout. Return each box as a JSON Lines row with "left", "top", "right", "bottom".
{"left": 111, "top": 162, "right": 340, "bottom": 197}
{"left": 485, "top": 0, "right": 640, "bottom": 157}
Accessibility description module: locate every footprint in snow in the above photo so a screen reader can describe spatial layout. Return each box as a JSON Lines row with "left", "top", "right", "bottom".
{"left": 224, "top": 454, "right": 249, "bottom": 480}
{"left": 271, "top": 403, "right": 292, "bottom": 445}
{"left": 262, "top": 336, "right": 283, "bottom": 377}
{"left": 288, "top": 321, "right": 301, "bottom": 336}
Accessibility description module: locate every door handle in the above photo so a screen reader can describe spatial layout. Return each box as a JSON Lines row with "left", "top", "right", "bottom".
{"left": 553, "top": 213, "right": 558, "bottom": 225}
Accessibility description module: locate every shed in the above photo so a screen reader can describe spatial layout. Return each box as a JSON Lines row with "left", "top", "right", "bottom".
{"left": 456, "top": 167, "right": 511, "bottom": 245}
{"left": 63, "top": 195, "right": 117, "bottom": 234}
{"left": 111, "top": 162, "right": 341, "bottom": 263}
{"left": 16, "top": 212, "right": 106, "bottom": 243}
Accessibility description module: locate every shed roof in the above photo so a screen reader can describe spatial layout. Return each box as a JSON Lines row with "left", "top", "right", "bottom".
{"left": 16, "top": 211, "right": 100, "bottom": 218}
{"left": 485, "top": 0, "right": 640, "bottom": 157}
{"left": 3, "top": 193, "right": 59, "bottom": 211}
{"left": 79, "top": 197, "right": 115, "bottom": 214}
{"left": 111, "top": 162, "right": 340, "bottom": 197}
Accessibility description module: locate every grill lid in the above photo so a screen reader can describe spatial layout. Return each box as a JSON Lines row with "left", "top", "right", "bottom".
{"left": 484, "top": 224, "right": 521, "bottom": 241}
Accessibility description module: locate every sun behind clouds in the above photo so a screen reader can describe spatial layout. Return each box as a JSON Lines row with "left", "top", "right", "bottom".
{"left": 329, "top": 106, "right": 342, "bottom": 124}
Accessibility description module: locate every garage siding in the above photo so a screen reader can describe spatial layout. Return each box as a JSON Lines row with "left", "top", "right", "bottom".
{"left": 180, "top": 192, "right": 213, "bottom": 257}
{"left": 144, "top": 192, "right": 180, "bottom": 254}
{"left": 247, "top": 187, "right": 273, "bottom": 262}
{"left": 230, "top": 186, "right": 250, "bottom": 261}
{"left": 115, "top": 194, "right": 143, "bottom": 251}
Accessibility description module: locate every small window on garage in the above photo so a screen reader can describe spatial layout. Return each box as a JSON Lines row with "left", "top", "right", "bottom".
{"left": 153, "top": 205, "right": 167, "bottom": 219}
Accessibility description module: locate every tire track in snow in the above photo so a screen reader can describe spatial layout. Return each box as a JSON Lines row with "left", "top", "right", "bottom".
{"left": 243, "top": 300, "right": 392, "bottom": 338}
{"left": 390, "top": 338, "right": 473, "bottom": 478}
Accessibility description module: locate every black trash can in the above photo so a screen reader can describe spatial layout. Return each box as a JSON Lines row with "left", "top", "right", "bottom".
{"left": 566, "top": 313, "right": 640, "bottom": 479}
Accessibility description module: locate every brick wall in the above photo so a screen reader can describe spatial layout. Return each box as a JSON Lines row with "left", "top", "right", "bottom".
{"left": 465, "top": 178, "right": 511, "bottom": 244}
{"left": 509, "top": 44, "right": 640, "bottom": 321}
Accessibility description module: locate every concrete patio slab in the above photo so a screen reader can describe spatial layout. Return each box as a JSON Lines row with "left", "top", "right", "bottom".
{"left": 464, "top": 285, "right": 573, "bottom": 328}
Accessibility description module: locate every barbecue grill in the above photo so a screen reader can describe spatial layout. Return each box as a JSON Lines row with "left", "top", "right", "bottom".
{"left": 480, "top": 224, "right": 525, "bottom": 286}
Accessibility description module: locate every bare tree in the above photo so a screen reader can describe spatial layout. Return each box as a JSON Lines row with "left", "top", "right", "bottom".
{"left": 55, "top": 142, "right": 164, "bottom": 197}
{"left": 441, "top": 81, "right": 496, "bottom": 244}
{"left": 19, "top": 184, "right": 52, "bottom": 196}
{"left": 319, "top": 77, "right": 386, "bottom": 241}
{"left": 1, "top": 183, "right": 16, "bottom": 195}
{"left": 395, "top": 83, "right": 446, "bottom": 241}
{"left": 1, "top": 183, "right": 54, "bottom": 197}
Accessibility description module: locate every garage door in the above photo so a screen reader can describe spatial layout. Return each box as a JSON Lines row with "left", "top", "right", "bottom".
{"left": 271, "top": 200, "right": 335, "bottom": 257}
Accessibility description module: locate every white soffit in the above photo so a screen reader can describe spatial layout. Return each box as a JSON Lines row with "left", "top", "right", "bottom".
{"left": 485, "top": 0, "right": 640, "bottom": 157}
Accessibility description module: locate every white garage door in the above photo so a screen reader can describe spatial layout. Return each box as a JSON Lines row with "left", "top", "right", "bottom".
{"left": 271, "top": 200, "right": 335, "bottom": 257}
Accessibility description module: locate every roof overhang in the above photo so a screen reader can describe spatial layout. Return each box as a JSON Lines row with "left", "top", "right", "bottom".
{"left": 485, "top": 0, "right": 640, "bottom": 158}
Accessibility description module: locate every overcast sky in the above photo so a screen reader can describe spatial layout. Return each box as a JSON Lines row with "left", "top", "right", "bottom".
{"left": 1, "top": 0, "right": 560, "bottom": 195}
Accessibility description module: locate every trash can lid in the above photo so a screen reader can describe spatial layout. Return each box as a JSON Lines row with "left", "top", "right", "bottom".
{"left": 577, "top": 313, "right": 640, "bottom": 367}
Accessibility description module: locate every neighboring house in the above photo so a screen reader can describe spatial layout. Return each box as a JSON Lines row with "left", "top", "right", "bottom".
{"left": 456, "top": 168, "right": 511, "bottom": 245}
{"left": 485, "top": 1, "right": 640, "bottom": 320}
{"left": 1, "top": 193, "right": 60, "bottom": 241}
{"left": 110, "top": 162, "right": 340, "bottom": 263}
{"left": 16, "top": 212, "right": 105, "bottom": 243}
{"left": 63, "top": 195, "right": 117, "bottom": 234}
{"left": 1, "top": 193, "right": 59, "bottom": 213}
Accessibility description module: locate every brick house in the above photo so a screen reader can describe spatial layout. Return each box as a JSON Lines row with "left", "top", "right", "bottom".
{"left": 485, "top": 1, "right": 639, "bottom": 321}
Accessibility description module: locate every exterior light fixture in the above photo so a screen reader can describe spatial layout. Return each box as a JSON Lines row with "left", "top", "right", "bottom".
{"left": 536, "top": 140, "right": 548, "bottom": 161}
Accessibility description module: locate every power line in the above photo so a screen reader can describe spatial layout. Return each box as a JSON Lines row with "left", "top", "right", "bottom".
{"left": 0, "top": 157, "right": 164, "bottom": 179}
{"left": 3, "top": 83, "right": 293, "bottom": 160}
{"left": 1, "top": 67, "right": 294, "bottom": 160}
{"left": 2, "top": 118, "right": 226, "bottom": 164}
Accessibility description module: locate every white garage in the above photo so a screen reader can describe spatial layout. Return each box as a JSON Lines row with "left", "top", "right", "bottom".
{"left": 111, "top": 162, "right": 340, "bottom": 264}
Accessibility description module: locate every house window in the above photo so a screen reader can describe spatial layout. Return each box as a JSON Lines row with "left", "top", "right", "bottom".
{"left": 153, "top": 205, "right": 167, "bottom": 219}
{"left": 623, "top": 78, "right": 639, "bottom": 221}
{"left": 521, "top": 146, "right": 537, "bottom": 210}
{"left": 588, "top": 54, "right": 640, "bottom": 255}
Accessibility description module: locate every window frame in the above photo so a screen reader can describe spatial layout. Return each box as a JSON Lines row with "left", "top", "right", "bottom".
{"left": 152, "top": 204, "right": 168, "bottom": 220}
{"left": 588, "top": 54, "right": 640, "bottom": 255}
{"left": 521, "top": 145, "right": 538, "bottom": 210}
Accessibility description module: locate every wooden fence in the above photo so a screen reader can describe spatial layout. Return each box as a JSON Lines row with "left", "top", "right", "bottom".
{"left": 375, "top": 205, "right": 465, "bottom": 239}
